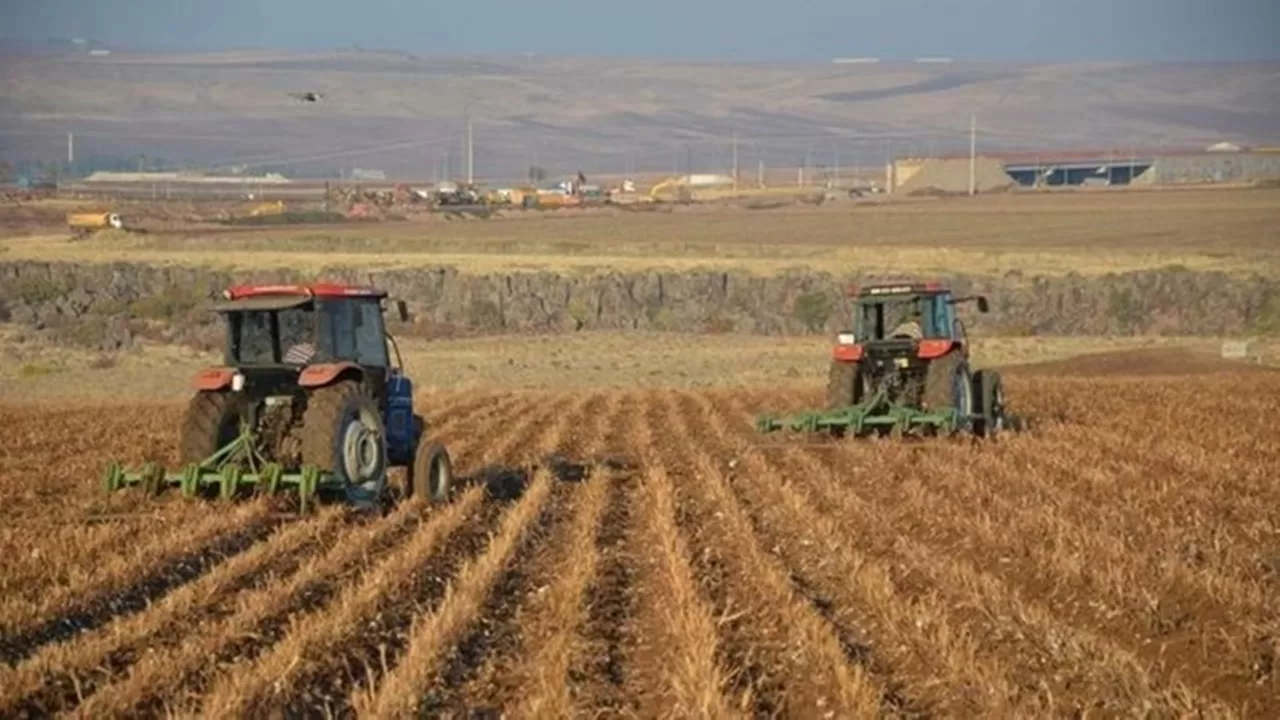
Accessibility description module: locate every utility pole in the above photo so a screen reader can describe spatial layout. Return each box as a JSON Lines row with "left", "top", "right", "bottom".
{"left": 968, "top": 113, "right": 977, "bottom": 196}
{"left": 757, "top": 158, "right": 765, "bottom": 188}
{"left": 465, "top": 114, "right": 474, "bottom": 184}
{"left": 732, "top": 133, "right": 739, "bottom": 192}
{"left": 67, "top": 132, "right": 74, "bottom": 166}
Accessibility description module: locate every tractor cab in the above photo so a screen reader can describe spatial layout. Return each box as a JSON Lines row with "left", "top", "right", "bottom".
{"left": 197, "top": 284, "right": 409, "bottom": 397}
{"left": 834, "top": 281, "right": 988, "bottom": 365}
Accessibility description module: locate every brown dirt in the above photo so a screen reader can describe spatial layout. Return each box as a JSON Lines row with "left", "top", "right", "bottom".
{"left": 1006, "top": 347, "right": 1280, "bottom": 377}
{"left": 1, "top": 365, "right": 1278, "bottom": 717}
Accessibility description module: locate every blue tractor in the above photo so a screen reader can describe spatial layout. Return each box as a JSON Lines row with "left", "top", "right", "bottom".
{"left": 103, "top": 283, "right": 453, "bottom": 512}
{"left": 757, "top": 280, "right": 1013, "bottom": 438}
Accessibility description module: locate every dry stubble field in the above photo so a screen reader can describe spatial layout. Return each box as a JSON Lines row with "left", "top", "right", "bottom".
{"left": 1, "top": 349, "right": 1278, "bottom": 718}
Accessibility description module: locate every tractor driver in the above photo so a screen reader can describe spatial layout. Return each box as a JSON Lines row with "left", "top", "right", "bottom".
{"left": 278, "top": 307, "right": 317, "bottom": 365}
{"left": 890, "top": 308, "right": 925, "bottom": 340}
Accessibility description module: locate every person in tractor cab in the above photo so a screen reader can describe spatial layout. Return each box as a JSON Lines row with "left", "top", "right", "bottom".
{"left": 890, "top": 308, "right": 925, "bottom": 340}
{"left": 283, "top": 342, "right": 316, "bottom": 364}
{"left": 278, "top": 305, "right": 317, "bottom": 364}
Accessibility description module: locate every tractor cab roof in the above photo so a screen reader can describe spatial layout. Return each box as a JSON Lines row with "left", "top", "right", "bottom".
{"left": 847, "top": 280, "right": 951, "bottom": 299}
{"left": 212, "top": 283, "right": 388, "bottom": 313}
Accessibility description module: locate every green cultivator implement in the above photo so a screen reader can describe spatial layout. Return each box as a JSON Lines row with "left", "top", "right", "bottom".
{"left": 756, "top": 387, "right": 969, "bottom": 438}
{"left": 757, "top": 280, "right": 1019, "bottom": 440}
{"left": 105, "top": 425, "right": 338, "bottom": 512}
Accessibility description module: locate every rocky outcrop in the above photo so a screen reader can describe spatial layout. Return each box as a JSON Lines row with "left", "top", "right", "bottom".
{"left": 0, "top": 261, "right": 1276, "bottom": 349}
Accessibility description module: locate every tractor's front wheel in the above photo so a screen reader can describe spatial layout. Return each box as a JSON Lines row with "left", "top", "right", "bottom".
{"left": 300, "top": 380, "right": 388, "bottom": 509}
{"left": 179, "top": 391, "right": 249, "bottom": 466}
{"left": 409, "top": 440, "right": 453, "bottom": 504}
{"left": 923, "top": 352, "right": 974, "bottom": 433}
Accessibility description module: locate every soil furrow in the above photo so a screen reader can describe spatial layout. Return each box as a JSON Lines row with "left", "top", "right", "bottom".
{"left": 0, "top": 498, "right": 275, "bottom": 635}
{"left": 185, "top": 487, "right": 493, "bottom": 718}
{"left": 65, "top": 415, "right": 514, "bottom": 718}
{"left": 654, "top": 389, "right": 886, "bottom": 718}
{"left": 192, "top": 394, "right": 571, "bottom": 717}
{"left": 65, "top": 499, "right": 433, "bottom": 719}
{"left": 356, "top": 470, "right": 560, "bottom": 717}
{"left": 494, "top": 456, "right": 616, "bottom": 717}
{"left": 577, "top": 391, "right": 643, "bottom": 717}
{"left": 719, "top": 396, "right": 1234, "bottom": 716}
{"left": 0, "top": 506, "right": 348, "bottom": 716}
{"left": 626, "top": 458, "right": 742, "bottom": 718}
{"left": 419, "top": 390, "right": 518, "bottom": 434}
{"left": 393, "top": 392, "right": 602, "bottom": 713}
{"left": 0, "top": 505, "right": 281, "bottom": 667}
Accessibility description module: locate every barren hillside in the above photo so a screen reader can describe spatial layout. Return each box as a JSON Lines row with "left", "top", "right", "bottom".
{"left": 2, "top": 50, "right": 1278, "bottom": 178}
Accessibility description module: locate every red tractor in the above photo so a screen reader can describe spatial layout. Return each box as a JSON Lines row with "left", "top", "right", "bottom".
{"left": 757, "top": 280, "right": 1014, "bottom": 437}
{"left": 104, "top": 283, "right": 453, "bottom": 511}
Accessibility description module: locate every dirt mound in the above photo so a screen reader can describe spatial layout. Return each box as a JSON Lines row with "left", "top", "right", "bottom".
{"left": 1005, "top": 347, "right": 1276, "bottom": 377}
{"left": 897, "top": 157, "right": 1014, "bottom": 195}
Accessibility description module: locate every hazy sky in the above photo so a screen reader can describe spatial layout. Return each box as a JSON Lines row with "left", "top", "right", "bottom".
{"left": 3, "top": 0, "right": 1277, "bottom": 62}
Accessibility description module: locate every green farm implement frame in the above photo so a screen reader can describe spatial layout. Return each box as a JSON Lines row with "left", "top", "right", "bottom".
{"left": 755, "top": 384, "right": 969, "bottom": 438}
{"left": 756, "top": 404, "right": 962, "bottom": 437}
{"left": 104, "top": 423, "right": 342, "bottom": 513}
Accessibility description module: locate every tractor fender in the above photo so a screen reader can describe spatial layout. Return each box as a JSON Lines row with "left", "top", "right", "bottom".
{"left": 832, "top": 344, "right": 864, "bottom": 362}
{"left": 192, "top": 367, "right": 236, "bottom": 391}
{"left": 298, "top": 361, "right": 364, "bottom": 389}
{"left": 917, "top": 339, "right": 954, "bottom": 360}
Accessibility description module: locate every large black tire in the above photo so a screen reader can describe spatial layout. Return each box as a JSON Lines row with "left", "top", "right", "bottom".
{"left": 972, "top": 369, "right": 1007, "bottom": 438}
{"left": 179, "top": 391, "right": 248, "bottom": 465}
{"left": 825, "top": 360, "right": 861, "bottom": 410}
{"left": 922, "top": 352, "right": 974, "bottom": 432}
{"left": 409, "top": 440, "right": 453, "bottom": 504}
{"left": 300, "top": 380, "right": 388, "bottom": 508}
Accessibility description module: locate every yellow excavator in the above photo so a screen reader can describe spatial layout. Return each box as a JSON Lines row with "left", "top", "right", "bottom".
{"left": 648, "top": 176, "right": 692, "bottom": 202}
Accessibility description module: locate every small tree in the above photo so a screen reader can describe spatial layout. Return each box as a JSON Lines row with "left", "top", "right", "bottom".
{"left": 528, "top": 165, "right": 546, "bottom": 183}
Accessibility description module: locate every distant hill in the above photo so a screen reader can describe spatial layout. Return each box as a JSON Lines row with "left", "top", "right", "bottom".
{"left": 1, "top": 49, "right": 1277, "bottom": 181}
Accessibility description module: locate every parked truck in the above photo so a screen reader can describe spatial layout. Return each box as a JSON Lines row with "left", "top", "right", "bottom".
{"left": 67, "top": 212, "right": 124, "bottom": 237}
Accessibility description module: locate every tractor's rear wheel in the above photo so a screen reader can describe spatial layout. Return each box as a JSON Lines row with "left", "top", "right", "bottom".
{"left": 409, "top": 440, "right": 453, "bottom": 504}
{"left": 300, "top": 380, "right": 388, "bottom": 509}
{"left": 972, "top": 369, "right": 1007, "bottom": 438}
{"left": 923, "top": 352, "right": 974, "bottom": 432}
{"left": 825, "top": 360, "right": 862, "bottom": 410}
{"left": 179, "top": 391, "right": 248, "bottom": 466}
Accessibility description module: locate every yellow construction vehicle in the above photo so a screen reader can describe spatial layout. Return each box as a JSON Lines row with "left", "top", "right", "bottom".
{"left": 67, "top": 212, "right": 123, "bottom": 236}
{"left": 648, "top": 176, "right": 692, "bottom": 202}
{"left": 249, "top": 200, "right": 286, "bottom": 217}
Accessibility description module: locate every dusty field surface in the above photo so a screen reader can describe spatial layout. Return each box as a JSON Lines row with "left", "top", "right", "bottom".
{"left": 4, "top": 186, "right": 1278, "bottom": 276}
{"left": 5, "top": 327, "right": 1276, "bottom": 405}
{"left": 1, "top": 351, "right": 1278, "bottom": 718}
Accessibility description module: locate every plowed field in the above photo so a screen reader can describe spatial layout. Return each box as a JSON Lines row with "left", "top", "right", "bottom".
{"left": 2, "top": 365, "right": 1279, "bottom": 718}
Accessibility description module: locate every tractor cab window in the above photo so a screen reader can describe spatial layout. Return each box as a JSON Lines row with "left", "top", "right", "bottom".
{"left": 855, "top": 295, "right": 945, "bottom": 341}
{"left": 227, "top": 305, "right": 317, "bottom": 365}
{"left": 316, "top": 298, "right": 389, "bottom": 366}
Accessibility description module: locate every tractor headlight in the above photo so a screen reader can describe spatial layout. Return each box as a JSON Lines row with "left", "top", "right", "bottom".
{"left": 232, "top": 372, "right": 245, "bottom": 392}
{"left": 837, "top": 332, "right": 856, "bottom": 345}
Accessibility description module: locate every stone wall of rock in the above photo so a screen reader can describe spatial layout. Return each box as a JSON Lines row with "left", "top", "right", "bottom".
{"left": 1, "top": 261, "right": 1276, "bottom": 351}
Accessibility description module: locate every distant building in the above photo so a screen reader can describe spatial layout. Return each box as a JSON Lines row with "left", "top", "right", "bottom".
{"left": 350, "top": 168, "right": 387, "bottom": 181}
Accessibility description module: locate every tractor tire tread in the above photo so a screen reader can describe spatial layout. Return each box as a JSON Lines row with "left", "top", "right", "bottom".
{"left": 411, "top": 440, "right": 452, "bottom": 503}
{"left": 825, "top": 360, "right": 859, "bottom": 410}
{"left": 922, "top": 352, "right": 963, "bottom": 410}
{"left": 298, "top": 380, "right": 364, "bottom": 473}
{"left": 179, "top": 391, "right": 240, "bottom": 465}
